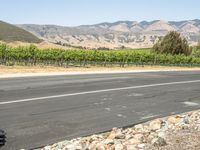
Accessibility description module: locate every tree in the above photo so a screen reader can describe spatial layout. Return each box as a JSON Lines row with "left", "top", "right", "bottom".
{"left": 197, "top": 40, "right": 200, "bottom": 50}
{"left": 153, "top": 31, "right": 191, "bottom": 55}
{"left": 0, "top": 43, "right": 8, "bottom": 64}
{"left": 193, "top": 40, "right": 200, "bottom": 57}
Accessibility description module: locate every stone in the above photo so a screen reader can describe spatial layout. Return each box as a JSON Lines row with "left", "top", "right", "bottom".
{"left": 137, "top": 143, "right": 145, "bottom": 149}
{"left": 128, "top": 138, "right": 141, "bottom": 145}
{"left": 134, "top": 124, "right": 143, "bottom": 131}
{"left": 75, "top": 145, "right": 82, "bottom": 150}
{"left": 152, "top": 137, "right": 167, "bottom": 147}
{"left": 107, "top": 128, "right": 118, "bottom": 139}
{"left": 96, "top": 144, "right": 105, "bottom": 150}
{"left": 115, "top": 143, "right": 124, "bottom": 150}
{"left": 58, "top": 141, "right": 68, "bottom": 148}
{"left": 183, "top": 116, "right": 190, "bottom": 124}
{"left": 40, "top": 110, "right": 200, "bottom": 150}
{"left": 190, "top": 112, "right": 198, "bottom": 120}
{"left": 115, "top": 133, "right": 125, "bottom": 139}
{"left": 167, "top": 116, "right": 183, "bottom": 125}
{"left": 88, "top": 142, "right": 98, "bottom": 149}
{"left": 157, "top": 131, "right": 166, "bottom": 139}
{"left": 126, "top": 145, "right": 137, "bottom": 150}
{"left": 149, "top": 119, "right": 162, "bottom": 131}
{"left": 44, "top": 146, "right": 52, "bottom": 150}
{"left": 125, "top": 134, "right": 133, "bottom": 140}
{"left": 133, "top": 134, "right": 144, "bottom": 142}
{"left": 64, "top": 144, "right": 76, "bottom": 150}
{"left": 103, "top": 139, "right": 114, "bottom": 145}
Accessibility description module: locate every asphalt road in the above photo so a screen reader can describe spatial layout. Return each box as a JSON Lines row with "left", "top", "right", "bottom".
{"left": 0, "top": 71, "right": 200, "bottom": 150}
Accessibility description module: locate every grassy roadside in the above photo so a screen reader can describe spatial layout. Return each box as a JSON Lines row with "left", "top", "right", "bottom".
{"left": 1, "top": 65, "right": 200, "bottom": 74}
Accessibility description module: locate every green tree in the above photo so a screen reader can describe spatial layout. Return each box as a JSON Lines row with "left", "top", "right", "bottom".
{"left": 197, "top": 41, "right": 200, "bottom": 50}
{"left": 0, "top": 43, "right": 8, "bottom": 64}
{"left": 193, "top": 40, "right": 200, "bottom": 57}
{"left": 153, "top": 31, "right": 191, "bottom": 55}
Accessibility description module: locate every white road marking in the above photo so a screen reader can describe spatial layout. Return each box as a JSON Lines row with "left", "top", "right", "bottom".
{"left": 0, "top": 80, "right": 200, "bottom": 105}
{"left": 105, "top": 108, "right": 111, "bottom": 111}
{"left": 127, "top": 93, "right": 144, "bottom": 97}
{"left": 182, "top": 101, "right": 199, "bottom": 106}
{"left": 117, "top": 114, "right": 127, "bottom": 118}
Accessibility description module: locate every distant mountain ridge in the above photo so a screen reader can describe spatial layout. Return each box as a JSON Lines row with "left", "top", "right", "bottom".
{"left": 18, "top": 19, "right": 200, "bottom": 49}
{"left": 0, "top": 21, "right": 41, "bottom": 43}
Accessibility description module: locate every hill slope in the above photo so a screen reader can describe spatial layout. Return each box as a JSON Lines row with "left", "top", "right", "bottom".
{"left": 19, "top": 19, "right": 200, "bottom": 49}
{"left": 0, "top": 21, "right": 41, "bottom": 43}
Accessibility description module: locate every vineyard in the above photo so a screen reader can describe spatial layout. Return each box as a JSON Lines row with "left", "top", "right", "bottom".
{"left": 1, "top": 43, "right": 200, "bottom": 67}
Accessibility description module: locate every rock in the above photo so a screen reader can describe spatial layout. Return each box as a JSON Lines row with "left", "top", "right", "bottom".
{"left": 44, "top": 146, "right": 52, "bottom": 150}
{"left": 128, "top": 138, "right": 141, "bottom": 145}
{"left": 152, "top": 137, "right": 167, "bottom": 147}
{"left": 103, "top": 139, "right": 114, "bottom": 145}
{"left": 190, "top": 112, "right": 199, "bottom": 121}
{"left": 149, "top": 119, "right": 162, "bottom": 131}
{"left": 196, "top": 124, "right": 200, "bottom": 131}
{"left": 167, "top": 116, "right": 183, "bottom": 125}
{"left": 115, "top": 143, "right": 124, "bottom": 150}
{"left": 63, "top": 143, "right": 82, "bottom": 150}
{"left": 125, "top": 134, "right": 133, "bottom": 140}
{"left": 40, "top": 110, "right": 200, "bottom": 150}
{"left": 96, "top": 144, "right": 105, "bottom": 150}
{"left": 88, "top": 141, "right": 98, "bottom": 149}
{"left": 107, "top": 128, "right": 118, "bottom": 139}
{"left": 57, "top": 141, "right": 66, "bottom": 148}
{"left": 157, "top": 131, "right": 166, "bottom": 139}
{"left": 183, "top": 116, "right": 190, "bottom": 124}
{"left": 160, "top": 122, "right": 169, "bottom": 132}
{"left": 133, "top": 134, "right": 144, "bottom": 142}
{"left": 137, "top": 143, "right": 145, "bottom": 149}
{"left": 51, "top": 143, "right": 58, "bottom": 148}
{"left": 104, "top": 144, "right": 114, "bottom": 150}
{"left": 126, "top": 145, "right": 137, "bottom": 150}
{"left": 134, "top": 124, "right": 143, "bottom": 131}
{"left": 115, "top": 133, "right": 125, "bottom": 139}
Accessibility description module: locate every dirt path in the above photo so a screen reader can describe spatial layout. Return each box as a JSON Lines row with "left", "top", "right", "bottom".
{"left": 1, "top": 65, "right": 200, "bottom": 74}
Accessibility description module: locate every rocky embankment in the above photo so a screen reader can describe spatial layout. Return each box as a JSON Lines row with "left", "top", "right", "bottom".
{"left": 41, "top": 109, "right": 200, "bottom": 150}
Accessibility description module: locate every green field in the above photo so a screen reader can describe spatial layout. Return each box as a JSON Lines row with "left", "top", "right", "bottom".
{"left": 0, "top": 43, "right": 200, "bottom": 67}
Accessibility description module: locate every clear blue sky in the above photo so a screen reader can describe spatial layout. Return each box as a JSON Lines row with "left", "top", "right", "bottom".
{"left": 0, "top": 0, "right": 199, "bottom": 26}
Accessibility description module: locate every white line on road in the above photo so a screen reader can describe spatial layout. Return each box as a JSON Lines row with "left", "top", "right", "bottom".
{"left": 0, "top": 80, "right": 200, "bottom": 105}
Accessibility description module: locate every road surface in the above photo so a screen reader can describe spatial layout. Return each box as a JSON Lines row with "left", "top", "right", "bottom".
{"left": 0, "top": 71, "right": 200, "bottom": 150}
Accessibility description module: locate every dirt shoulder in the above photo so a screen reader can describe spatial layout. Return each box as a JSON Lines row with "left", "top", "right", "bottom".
{"left": 1, "top": 65, "right": 200, "bottom": 75}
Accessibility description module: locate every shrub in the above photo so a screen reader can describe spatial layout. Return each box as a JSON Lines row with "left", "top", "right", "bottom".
{"left": 0, "top": 43, "right": 8, "bottom": 62}
{"left": 193, "top": 41, "right": 200, "bottom": 57}
{"left": 153, "top": 31, "right": 192, "bottom": 55}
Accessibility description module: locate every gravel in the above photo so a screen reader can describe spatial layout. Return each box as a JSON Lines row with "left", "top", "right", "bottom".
{"left": 39, "top": 109, "right": 200, "bottom": 150}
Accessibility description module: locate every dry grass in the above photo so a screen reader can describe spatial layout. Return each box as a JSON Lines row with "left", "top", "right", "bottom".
{"left": 1, "top": 65, "right": 200, "bottom": 74}
{"left": 5, "top": 41, "right": 70, "bottom": 49}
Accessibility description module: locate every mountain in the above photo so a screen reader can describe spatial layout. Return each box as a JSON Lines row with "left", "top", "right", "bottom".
{"left": 0, "top": 21, "right": 41, "bottom": 43}
{"left": 18, "top": 20, "right": 200, "bottom": 49}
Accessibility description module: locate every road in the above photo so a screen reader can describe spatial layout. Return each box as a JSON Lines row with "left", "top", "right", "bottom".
{"left": 0, "top": 71, "right": 200, "bottom": 150}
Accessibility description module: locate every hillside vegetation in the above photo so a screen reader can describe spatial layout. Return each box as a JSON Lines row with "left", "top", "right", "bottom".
{"left": 0, "top": 21, "right": 42, "bottom": 43}
{"left": 19, "top": 19, "right": 200, "bottom": 49}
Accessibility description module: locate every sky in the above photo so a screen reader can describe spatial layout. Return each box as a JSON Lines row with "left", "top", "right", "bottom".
{"left": 0, "top": 0, "right": 200, "bottom": 26}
